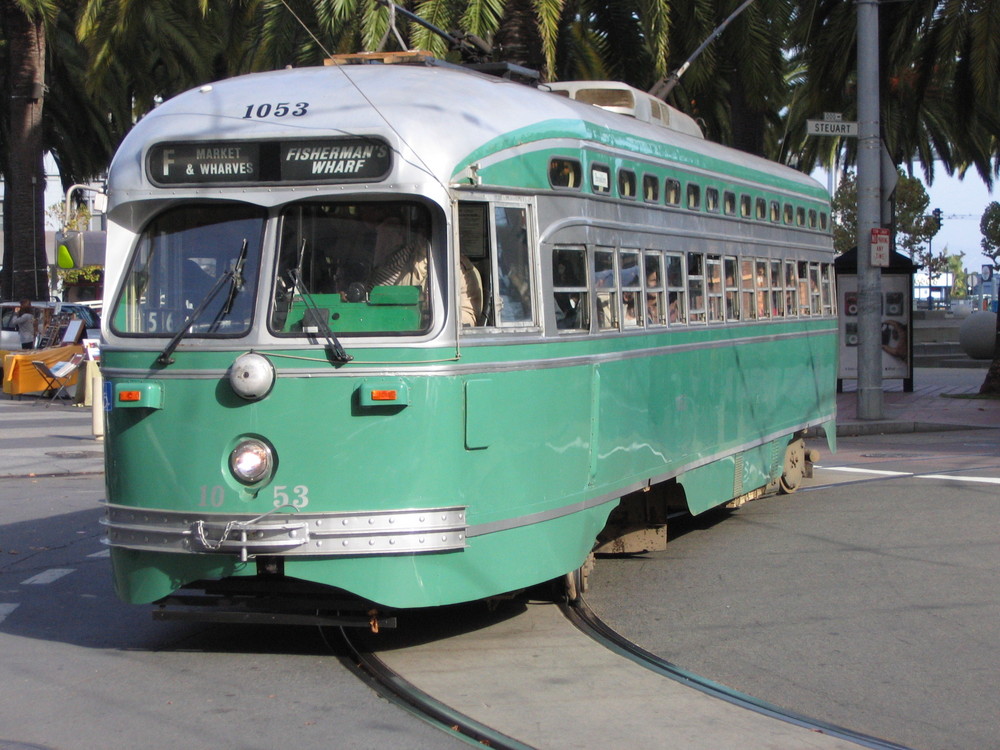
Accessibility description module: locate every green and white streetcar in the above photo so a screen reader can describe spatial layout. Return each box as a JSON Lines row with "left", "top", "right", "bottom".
{"left": 100, "top": 52, "right": 837, "bottom": 625}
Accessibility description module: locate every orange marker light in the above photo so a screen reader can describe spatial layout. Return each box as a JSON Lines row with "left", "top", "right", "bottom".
{"left": 370, "top": 389, "right": 397, "bottom": 401}
{"left": 118, "top": 391, "right": 141, "bottom": 402}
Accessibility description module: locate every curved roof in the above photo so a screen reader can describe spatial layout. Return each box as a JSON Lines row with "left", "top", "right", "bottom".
{"left": 109, "top": 61, "right": 825, "bottom": 202}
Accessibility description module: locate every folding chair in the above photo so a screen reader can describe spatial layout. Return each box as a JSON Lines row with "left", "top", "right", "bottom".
{"left": 32, "top": 354, "right": 85, "bottom": 406}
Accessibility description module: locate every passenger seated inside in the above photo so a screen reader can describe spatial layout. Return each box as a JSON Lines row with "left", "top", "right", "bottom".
{"left": 460, "top": 256, "right": 484, "bottom": 326}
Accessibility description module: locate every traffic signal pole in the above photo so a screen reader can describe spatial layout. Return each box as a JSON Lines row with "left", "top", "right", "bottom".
{"left": 855, "top": 0, "right": 884, "bottom": 419}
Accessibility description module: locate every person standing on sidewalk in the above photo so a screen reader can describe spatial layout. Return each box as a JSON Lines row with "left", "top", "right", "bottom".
{"left": 13, "top": 299, "right": 36, "bottom": 350}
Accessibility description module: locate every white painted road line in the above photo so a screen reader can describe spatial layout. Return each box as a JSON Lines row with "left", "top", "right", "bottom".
{"left": 87, "top": 549, "right": 110, "bottom": 558}
{"left": 818, "top": 466, "right": 1000, "bottom": 485}
{"left": 816, "top": 466, "right": 912, "bottom": 477}
{"left": 919, "top": 474, "right": 1000, "bottom": 485}
{"left": 21, "top": 568, "right": 75, "bottom": 585}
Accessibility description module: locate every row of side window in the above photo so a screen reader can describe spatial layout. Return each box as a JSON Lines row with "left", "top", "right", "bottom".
{"left": 553, "top": 246, "right": 836, "bottom": 333}
{"left": 548, "top": 158, "right": 830, "bottom": 231}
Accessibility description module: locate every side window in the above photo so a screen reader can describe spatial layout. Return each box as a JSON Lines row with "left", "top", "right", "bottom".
{"left": 740, "top": 194, "right": 752, "bottom": 218}
{"left": 755, "top": 259, "right": 771, "bottom": 319}
{"left": 495, "top": 206, "right": 534, "bottom": 326}
{"left": 665, "top": 179, "right": 681, "bottom": 206}
{"left": 724, "top": 191, "right": 737, "bottom": 216}
{"left": 687, "top": 252, "right": 706, "bottom": 322}
{"left": 783, "top": 203, "right": 794, "bottom": 225}
{"left": 810, "top": 263, "right": 823, "bottom": 314}
{"left": 552, "top": 247, "right": 589, "bottom": 331}
{"left": 620, "top": 250, "right": 642, "bottom": 327}
{"left": 740, "top": 258, "right": 756, "bottom": 320}
{"left": 594, "top": 249, "right": 618, "bottom": 330}
{"left": 798, "top": 260, "right": 811, "bottom": 316}
{"left": 665, "top": 252, "right": 686, "bottom": 324}
{"left": 770, "top": 201, "right": 781, "bottom": 223}
{"left": 755, "top": 197, "right": 767, "bottom": 221}
{"left": 724, "top": 256, "right": 739, "bottom": 320}
{"left": 770, "top": 259, "right": 784, "bottom": 317}
{"left": 687, "top": 183, "right": 701, "bottom": 210}
{"left": 644, "top": 252, "right": 665, "bottom": 326}
{"left": 822, "top": 263, "right": 836, "bottom": 315}
{"left": 591, "top": 164, "right": 611, "bottom": 194}
{"left": 706, "top": 187, "right": 720, "bottom": 213}
{"left": 618, "top": 170, "right": 637, "bottom": 199}
{"left": 643, "top": 174, "right": 659, "bottom": 202}
{"left": 706, "top": 254, "right": 724, "bottom": 322}
{"left": 784, "top": 260, "right": 798, "bottom": 318}
{"left": 549, "top": 158, "right": 582, "bottom": 189}
{"left": 457, "top": 201, "right": 490, "bottom": 327}
{"left": 796, "top": 206, "right": 806, "bottom": 227}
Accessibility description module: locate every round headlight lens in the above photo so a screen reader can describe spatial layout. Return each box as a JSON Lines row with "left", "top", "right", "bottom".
{"left": 229, "top": 439, "right": 274, "bottom": 485}
{"left": 229, "top": 352, "right": 275, "bottom": 401}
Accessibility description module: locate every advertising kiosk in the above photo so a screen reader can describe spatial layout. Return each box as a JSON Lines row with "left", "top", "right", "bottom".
{"left": 835, "top": 247, "right": 919, "bottom": 393}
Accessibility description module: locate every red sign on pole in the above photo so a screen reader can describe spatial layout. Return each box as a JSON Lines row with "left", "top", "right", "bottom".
{"left": 871, "top": 227, "right": 890, "bottom": 267}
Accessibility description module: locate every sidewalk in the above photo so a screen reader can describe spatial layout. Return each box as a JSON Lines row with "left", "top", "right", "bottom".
{"left": 835, "top": 364, "right": 999, "bottom": 436}
{"left": 0, "top": 395, "right": 104, "bottom": 478}
{"left": 1, "top": 366, "right": 996, "bottom": 479}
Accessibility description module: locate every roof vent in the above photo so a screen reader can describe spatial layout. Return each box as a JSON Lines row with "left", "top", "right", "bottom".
{"left": 547, "top": 81, "right": 703, "bottom": 139}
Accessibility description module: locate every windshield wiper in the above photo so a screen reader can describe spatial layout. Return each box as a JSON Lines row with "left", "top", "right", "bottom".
{"left": 156, "top": 240, "right": 248, "bottom": 366}
{"left": 286, "top": 268, "right": 353, "bottom": 364}
{"left": 222, "top": 239, "right": 249, "bottom": 317}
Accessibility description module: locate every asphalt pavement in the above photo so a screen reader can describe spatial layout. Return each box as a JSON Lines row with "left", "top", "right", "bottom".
{"left": 0, "top": 393, "right": 104, "bottom": 478}
{"left": 2, "top": 364, "right": 998, "bottom": 749}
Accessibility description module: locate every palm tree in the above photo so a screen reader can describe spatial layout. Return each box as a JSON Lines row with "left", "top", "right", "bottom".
{"left": 1, "top": 0, "right": 54, "bottom": 300}
{"left": 783, "top": 0, "right": 1000, "bottom": 184}
{"left": 46, "top": 3, "right": 130, "bottom": 191}
{"left": 77, "top": 0, "right": 250, "bottom": 111}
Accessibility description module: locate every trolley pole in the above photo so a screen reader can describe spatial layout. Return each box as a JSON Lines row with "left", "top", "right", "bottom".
{"left": 855, "top": 0, "right": 883, "bottom": 419}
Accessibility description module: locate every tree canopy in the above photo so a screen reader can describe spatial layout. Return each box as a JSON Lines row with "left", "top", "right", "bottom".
{"left": 5, "top": 0, "right": 1000, "bottom": 299}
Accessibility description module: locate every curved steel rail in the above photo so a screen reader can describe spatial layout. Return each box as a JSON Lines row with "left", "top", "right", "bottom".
{"left": 330, "top": 626, "right": 534, "bottom": 750}
{"left": 562, "top": 597, "right": 912, "bottom": 750}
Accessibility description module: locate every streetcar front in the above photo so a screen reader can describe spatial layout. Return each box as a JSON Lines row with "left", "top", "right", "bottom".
{"left": 100, "top": 64, "right": 496, "bottom": 613}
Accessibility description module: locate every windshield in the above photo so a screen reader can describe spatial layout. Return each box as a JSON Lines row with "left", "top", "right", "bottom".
{"left": 112, "top": 204, "right": 265, "bottom": 336}
{"left": 271, "top": 201, "right": 432, "bottom": 336}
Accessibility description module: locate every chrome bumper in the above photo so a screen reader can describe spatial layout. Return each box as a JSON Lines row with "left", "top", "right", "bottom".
{"left": 102, "top": 503, "right": 468, "bottom": 561}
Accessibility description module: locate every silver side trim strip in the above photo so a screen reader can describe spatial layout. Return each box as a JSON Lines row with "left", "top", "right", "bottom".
{"left": 100, "top": 327, "right": 836, "bottom": 380}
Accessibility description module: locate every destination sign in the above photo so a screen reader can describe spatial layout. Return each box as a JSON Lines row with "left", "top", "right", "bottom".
{"left": 147, "top": 138, "right": 392, "bottom": 186}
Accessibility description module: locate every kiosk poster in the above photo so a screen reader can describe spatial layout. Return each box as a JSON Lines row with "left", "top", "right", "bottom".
{"left": 838, "top": 274, "right": 910, "bottom": 380}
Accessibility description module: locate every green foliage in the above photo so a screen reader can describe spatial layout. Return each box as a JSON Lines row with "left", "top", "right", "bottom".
{"left": 784, "top": 0, "right": 1000, "bottom": 185}
{"left": 46, "top": 201, "right": 91, "bottom": 232}
{"left": 832, "top": 170, "right": 939, "bottom": 260}
{"left": 58, "top": 265, "right": 103, "bottom": 284}
{"left": 946, "top": 252, "right": 968, "bottom": 299}
{"left": 981, "top": 202, "right": 1000, "bottom": 270}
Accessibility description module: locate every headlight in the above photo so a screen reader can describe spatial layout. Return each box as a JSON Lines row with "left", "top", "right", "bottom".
{"left": 229, "top": 352, "right": 275, "bottom": 401}
{"left": 229, "top": 439, "right": 274, "bottom": 485}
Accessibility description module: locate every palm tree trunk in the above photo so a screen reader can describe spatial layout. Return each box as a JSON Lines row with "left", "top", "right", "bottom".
{"left": 1, "top": 0, "right": 49, "bottom": 301}
{"left": 494, "top": 0, "right": 548, "bottom": 79}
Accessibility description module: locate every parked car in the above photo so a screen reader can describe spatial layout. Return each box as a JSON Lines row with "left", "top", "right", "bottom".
{"left": 0, "top": 301, "right": 101, "bottom": 350}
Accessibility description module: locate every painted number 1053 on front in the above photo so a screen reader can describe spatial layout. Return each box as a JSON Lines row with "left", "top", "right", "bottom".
{"left": 198, "top": 484, "right": 310, "bottom": 509}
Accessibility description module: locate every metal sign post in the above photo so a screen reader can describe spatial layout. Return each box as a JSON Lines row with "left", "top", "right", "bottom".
{"left": 855, "top": 0, "right": 884, "bottom": 419}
